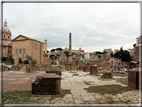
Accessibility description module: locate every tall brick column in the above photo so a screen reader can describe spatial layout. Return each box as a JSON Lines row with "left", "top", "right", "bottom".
{"left": 65, "top": 33, "right": 75, "bottom": 71}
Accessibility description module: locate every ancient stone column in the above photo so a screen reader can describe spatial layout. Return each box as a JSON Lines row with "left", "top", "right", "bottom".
{"left": 69, "top": 33, "right": 71, "bottom": 53}
{"left": 45, "top": 39, "right": 47, "bottom": 54}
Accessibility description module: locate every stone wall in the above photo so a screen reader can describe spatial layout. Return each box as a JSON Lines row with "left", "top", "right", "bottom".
{"left": 2, "top": 65, "right": 8, "bottom": 72}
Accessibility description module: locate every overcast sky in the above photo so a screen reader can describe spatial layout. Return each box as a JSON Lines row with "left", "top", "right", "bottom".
{"left": 3, "top": 3, "right": 140, "bottom": 52}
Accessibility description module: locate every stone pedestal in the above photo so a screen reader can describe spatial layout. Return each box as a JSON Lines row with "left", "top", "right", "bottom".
{"left": 40, "top": 54, "right": 50, "bottom": 70}
{"left": 90, "top": 66, "right": 98, "bottom": 74}
{"left": 128, "top": 68, "right": 139, "bottom": 89}
{"left": 46, "top": 65, "right": 61, "bottom": 76}
{"left": 65, "top": 63, "right": 76, "bottom": 71}
{"left": 101, "top": 72, "right": 113, "bottom": 79}
{"left": 84, "top": 65, "right": 91, "bottom": 72}
{"left": 79, "top": 65, "right": 84, "bottom": 70}
{"left": 40, "top": 63, "right": 50, "bottom": 70}
{"left": 32, "top": 73, "right": 61, "bottom": 95}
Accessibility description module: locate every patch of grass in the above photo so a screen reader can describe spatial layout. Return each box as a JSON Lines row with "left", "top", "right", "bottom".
{"left": 84, "top": 84, "right": 133, "bottom": 95}
{"left": 112, "top": 72, "right": 128, "bottom": 77}
{"left": 72, "top": 73, "right": 79, "bottom": 76}
{"left": 3, "top": 91, "right": 35, "bottom": 104}
{"left": 3, "top": 89, "right": 71, "bottom": 104}
{"left": 106, "top": 100, "right": 131, "bottom": 104}
{"left": 84, "top": 82, "right": 91, "bottom": 85}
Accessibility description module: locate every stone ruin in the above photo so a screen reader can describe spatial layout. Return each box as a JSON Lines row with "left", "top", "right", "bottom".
{"left": 26, "top": 64, "right": 40, "bottom": 73}
{"left": 32, "top": 73, "right": 61, "bottom": 95}
{"left": 46, "top": 53, "right": 61, "bottom": 76}
{"left": 32, "top": 53, "right": 62, "bottom": 95}
{"left": 101, "top": 72, "right": 113, "bottom": 79}
{"left": 65, "top": 33, "right": 76, "bottom": 71}
{"left": 84, "top": 62, "right": 91, "bottom": 72}
{"left": 90, "top": 65, "right": 98, "bottom": 74}
{"left": 128, "top": 68, "right": 139, "bottom": 89}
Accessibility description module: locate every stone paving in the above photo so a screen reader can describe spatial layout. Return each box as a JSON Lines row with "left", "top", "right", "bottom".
{"left": 3, "top": 70, "right": 140, "bottom": 105}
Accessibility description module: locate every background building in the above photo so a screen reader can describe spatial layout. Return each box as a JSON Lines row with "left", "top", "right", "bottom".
{"left": 2, "top": 20, "right": 12, "bottom": 57}
{"left": 12, "top": 35, "right": 44, "bottom": 64}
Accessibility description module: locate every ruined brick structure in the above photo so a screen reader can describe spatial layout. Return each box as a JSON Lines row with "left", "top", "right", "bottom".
{"left": 84, "top": 65, "right": 91, "bottom": 72}
{"left": 2, "top": 65, "right": 8, "bottom": 72}
{"left": 79, "top": 65, "right": 84, "bottom": 70}
{"left": 128, "top": 68, "right": 139, "bottom": 89}
{"left": 90, "top": 66, "right": 98, "bottom": 74}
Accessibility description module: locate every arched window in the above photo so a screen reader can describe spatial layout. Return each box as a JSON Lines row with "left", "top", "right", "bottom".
{"left": 8, "top": 36, "right": 9, "bottom": 38}
{"left": 4, "top": 35, "right": 5, "bottom": 38}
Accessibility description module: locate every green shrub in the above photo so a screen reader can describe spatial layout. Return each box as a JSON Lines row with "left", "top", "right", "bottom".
{"left": 9, "top": 56, "right": 14, "bottom": 64}
{"left": 24, "top": 60, "right": 29, "bottom": 64}
{"left": 2, "top": 57, "right": 7, "bottom": 61}
{"left": 18, "top": 58, "right": 23, "bottom": 64}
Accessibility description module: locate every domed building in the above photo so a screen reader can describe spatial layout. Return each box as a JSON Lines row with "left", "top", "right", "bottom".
{"left": 2, "top": 20, "right": 12, "bottom": 57}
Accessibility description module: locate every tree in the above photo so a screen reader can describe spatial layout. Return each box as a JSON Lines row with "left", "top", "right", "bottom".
{"left": 96, "top": 51, "right": 107, "bottom": 54}
{"left": 18, "top": 58, "right": 23, "bottom": 64}
{"left": 64, "top": 51, "right": 69, "bottom": 58}
{"left": 9, "top": 56, "right": 14, "bottom": 64}
{"left": 51, "top": 49, "right": 56, "bottom": 52}
{"left": 111, "top": 53, "right": 114, "bottom": 57}
{"left": 114, "top": 48, "right": 131, "bottom": 62}
{"left": 25, "top": 55, "right": 37, "bottom": 66}
{"left": 96, "top": 51, "right": 103, "bottom": 54}
{"left": 56, "top": 48, "right": 63, "bottom": 51}
{"left": 121, "top": 50, "right": 131, "bottom": 62}
{"left": 25, "top": 55, "right": 32, "bottom": 62}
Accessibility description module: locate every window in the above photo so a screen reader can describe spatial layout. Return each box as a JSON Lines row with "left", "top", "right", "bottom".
{"left": 23, "top": 48, "right": 26, "bottom": 54}
{"left": 8, "top": 36, "right": 9, "bottom": 38}
{"left": 35, "top": 44, "right": 37, "bottom": 49}
{"left": 3, "top": 50, "right": 5, "bottom": 53}
{"left": 4, "top": 35, "right": 5, "bottom": 38}
{"left": 8, "top": 50, "right": 10, "bottom": 53}
{"left": 15, "top": 49, "right": 18, "bottom": 54}
{"left": 19, "top": 49, "right": 22, "bottom": 54}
